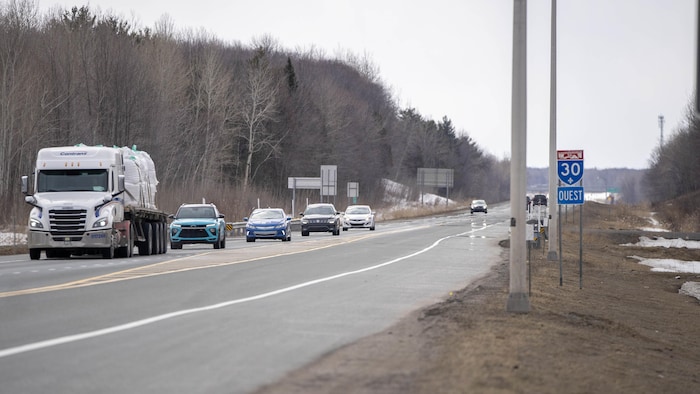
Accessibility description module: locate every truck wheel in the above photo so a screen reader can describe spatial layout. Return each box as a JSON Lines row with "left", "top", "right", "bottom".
{"left": 128, "top": 223, "right": 135, "bottom": 257}
{"left": 152, "top": 223, "right": 162, "bottom": 254}
{"left": 139, "top": 222, "right": 152, "bottom": 256}
{"left": 102, "top": 245, "right": 114, "bottom": 259}
{"left": 117, "top": 224, "right": 134, "bottom": 258}
{"left": 160, "top": 222, "right": 168, "bottom": 254}
{"left": 29, "top": 249, "right": 41, "bottom": 260}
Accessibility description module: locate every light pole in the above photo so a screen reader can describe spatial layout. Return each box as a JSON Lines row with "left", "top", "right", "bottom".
{"left": 548, "top": 0, "right": 559, "bottom": 261}
{"left": 507, "top": 0, "right": 530, "bottom": 313}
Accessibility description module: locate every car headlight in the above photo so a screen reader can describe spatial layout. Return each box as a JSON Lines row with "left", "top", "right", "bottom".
{"left": 328, "top": 218, "right": 336, "bottom": 223}
{"left": 92, "top": 217, "right": 109, "bottom": 228}
{"left": 29, "top": 218, "right": 44, "bottom": 229}
{"left": 301, "top": 218, "right": 308, "bottom": 224}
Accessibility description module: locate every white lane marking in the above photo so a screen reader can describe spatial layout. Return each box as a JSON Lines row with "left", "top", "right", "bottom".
{"left": 0, "top": 223, "right": 498, "bottom": 359}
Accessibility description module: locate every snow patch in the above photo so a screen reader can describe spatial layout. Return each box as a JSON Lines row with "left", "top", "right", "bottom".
{"left": 627, "top": 256, "right": 700, "bottom": 274}
{"left": 0, "top": 232, "right": 27, "bottom": 246}
{"left": 622, "top": 236, "right": 700, "bottom": 249}
{"left": 680, "top": 282, "right": 700, "bottom": 302}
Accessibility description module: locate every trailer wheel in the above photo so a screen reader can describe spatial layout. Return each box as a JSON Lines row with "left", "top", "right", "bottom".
{"left": 128, "top": 223, "right": 135, "bottom": 257}
{"left": 29, "top": 248, "right": 41, "bottom": 260}
{"left": 152, "top": 222, "right": 161, "bottom": 254}
{"left": 160, "top": 222, "right": 168, "bottom": 254}
{"left": 139, "top": 222, "right": 153, "bottom": 256}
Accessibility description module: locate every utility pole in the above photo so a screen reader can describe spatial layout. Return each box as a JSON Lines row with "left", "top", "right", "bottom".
{"left": 658, "top": 114, "right": 665, "bottom": 146}
{"left": 507, "top": 0, "right": 530, "bottom": 314}
{"left": 547, "top": 0, "right": 559, "bottom": 262}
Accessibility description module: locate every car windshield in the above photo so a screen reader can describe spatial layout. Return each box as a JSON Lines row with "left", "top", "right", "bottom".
{"left": 251, "top": 210, "right": 284, "bottom": 220}
{"left": 473, "top": 200, "right": 485, "bottom": 205}
{"left": 177, "top": 206, "right": 216, "bottom": 218}
{"left": 346, "top": 206, "right": 370, "bottom": 214}
{"left": 305, "top": 205, "right": 335, "bottom": 215}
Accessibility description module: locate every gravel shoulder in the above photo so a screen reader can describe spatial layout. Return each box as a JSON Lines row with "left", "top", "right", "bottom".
{"left": 255, "top": 202, "right": 700, "bottom": 394}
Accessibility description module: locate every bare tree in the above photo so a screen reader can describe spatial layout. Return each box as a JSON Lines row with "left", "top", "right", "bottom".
{"left": 0, "top": 0, "right": 38, "bottom": 200}
{"left": 236, "top": 44, "right": 283, "bottom": 190}
{"left": 183, "top": 33, "right": 236, "bottom": 189}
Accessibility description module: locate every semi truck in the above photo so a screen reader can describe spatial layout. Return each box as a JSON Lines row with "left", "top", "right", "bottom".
{"left": 21, "top": 144, "right": 169, "bottom": 260}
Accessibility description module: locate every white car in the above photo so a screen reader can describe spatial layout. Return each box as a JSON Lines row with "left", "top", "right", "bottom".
{"left": 342, "top": 205, "right": 376, "bottom": 231}
{"left": 470, "top": 199, "right": 488, "bottom": 214}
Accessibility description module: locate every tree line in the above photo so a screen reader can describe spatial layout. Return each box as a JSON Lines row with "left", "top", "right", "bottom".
{"left": 0, "top": 1, "right": 507, "bottom": 224}
{"left": 644, "top": 101, "right": 700, "bottom": 230}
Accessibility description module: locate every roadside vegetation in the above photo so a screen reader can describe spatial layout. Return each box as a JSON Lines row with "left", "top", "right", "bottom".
{"left": 0, "top": 1, "right": 507, "bottom": 228}
{"left": 1, "top": 1, "right": 696, "bottom": 234}
{"left": 645, "top": 104, "right": 700, "bottom": 232}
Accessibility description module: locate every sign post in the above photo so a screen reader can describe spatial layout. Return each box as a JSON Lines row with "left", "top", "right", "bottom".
{"left": 557, "top": 150, "right": 584, "bottom": 288}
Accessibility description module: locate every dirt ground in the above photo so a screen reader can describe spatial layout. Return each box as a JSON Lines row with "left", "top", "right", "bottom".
{"left": 255, "top": 202, "right": 700, "bottom": 394}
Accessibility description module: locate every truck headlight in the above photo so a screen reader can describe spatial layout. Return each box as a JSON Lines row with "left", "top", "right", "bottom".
{"left": 29, "top": 218, "right": 43, "bottom": 229}
{"left": 92, "top": 217, "right": 109, "bottom": 228}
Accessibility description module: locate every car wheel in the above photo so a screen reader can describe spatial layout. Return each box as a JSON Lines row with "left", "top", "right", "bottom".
{"left": 343, "top": 227, "right": 348, "bottom": 231}
{"left": 485, "top": 210, "right": 488, "bottom": 214}
{"left": 246, "top": 237, "right": 255, "bottom": 242}
{"left": 301, "top": 230, "right": 309, "bottom": 236}
{"left": 170, "top": 241, "right": 182, "bottom": 249}
{"left": 214, "top": 235, "right": 221, "bottom": 249}
{"left": 370, "top": 226, "right": 375, "bottom": 231}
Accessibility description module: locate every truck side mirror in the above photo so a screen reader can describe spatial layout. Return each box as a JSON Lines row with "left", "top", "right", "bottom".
{"left": 117, "top": 174, "right": 125, "bottom": 193}
{"left": 21, "top": 176, "right": 29, "bottom": 195}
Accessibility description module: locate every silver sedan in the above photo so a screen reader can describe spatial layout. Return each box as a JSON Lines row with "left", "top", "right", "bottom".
{"left": 342, "top": 205, "right": 376, "bottom": 231}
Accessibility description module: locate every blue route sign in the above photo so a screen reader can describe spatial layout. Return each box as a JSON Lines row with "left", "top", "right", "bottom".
{"left": 557, "top": 150, "right": 584, "bottom": 185}
{"left": 557, "top": 186, "right": 584, "bottom": 205}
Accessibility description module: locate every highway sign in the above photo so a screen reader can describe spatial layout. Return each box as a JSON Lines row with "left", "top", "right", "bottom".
{"left": 557, "top": 186, "right": 584, "bottom": 205}
{"left": 557, "top": 149, "right": 584, "bottom": 185}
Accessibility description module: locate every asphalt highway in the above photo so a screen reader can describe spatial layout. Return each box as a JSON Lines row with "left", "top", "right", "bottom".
{"left": 0, "top": 205, "right": 509, "bottom": 394}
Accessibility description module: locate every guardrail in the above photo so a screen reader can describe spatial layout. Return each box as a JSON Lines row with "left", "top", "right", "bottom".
{"left": 225, "top": 219, "right": 302, "bottom": 237}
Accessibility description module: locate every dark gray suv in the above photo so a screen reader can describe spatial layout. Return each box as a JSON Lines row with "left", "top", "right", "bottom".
{"left": 300, "top": 203, "right": 341, "bottom": 236}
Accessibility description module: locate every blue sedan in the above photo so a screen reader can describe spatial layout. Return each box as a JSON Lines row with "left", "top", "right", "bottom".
{"left": 244, "top": 208, "right": 292, "bottom": 242}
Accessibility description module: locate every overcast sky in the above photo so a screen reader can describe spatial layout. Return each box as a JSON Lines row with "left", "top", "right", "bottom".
{"left": 38, "top": 0, "right": 696, "bottom": 169}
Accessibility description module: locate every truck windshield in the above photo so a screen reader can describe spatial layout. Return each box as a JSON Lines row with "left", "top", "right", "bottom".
{"left": 37, "top": 169, "right": 109, "bottom": 192}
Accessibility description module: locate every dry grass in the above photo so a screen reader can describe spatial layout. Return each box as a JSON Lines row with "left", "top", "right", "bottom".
{"left": 379, "top": 201, "right": 469, "bottom": 221}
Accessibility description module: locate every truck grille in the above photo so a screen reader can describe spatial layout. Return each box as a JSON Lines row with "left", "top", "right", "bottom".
{"left": 49, "top": 209, "right": 87, "bottom": 236}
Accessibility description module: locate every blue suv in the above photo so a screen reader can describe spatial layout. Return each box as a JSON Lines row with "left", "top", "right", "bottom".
{"left": 169, "top": 203, "right": 226, "bottom": 249}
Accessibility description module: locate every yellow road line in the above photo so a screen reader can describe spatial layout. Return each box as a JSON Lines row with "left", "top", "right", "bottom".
{"left": 0, "top": 227, "right": 425, "bottom": 298}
